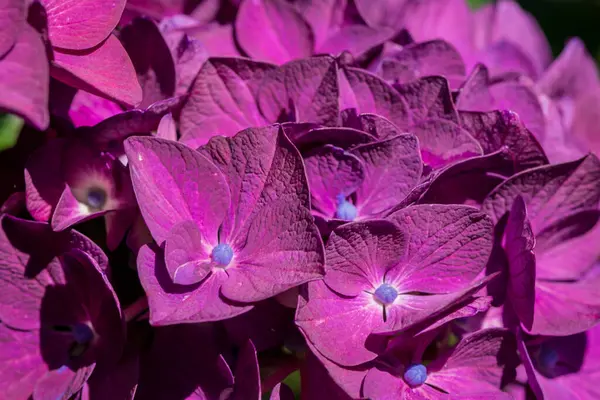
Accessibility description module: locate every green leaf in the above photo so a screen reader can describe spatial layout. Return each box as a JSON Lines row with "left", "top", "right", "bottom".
{"left": 0, "top": 114, "right": 24, "bottom": 152}
{"left": 468, "top": 0, "right": 490, "bottom": 9}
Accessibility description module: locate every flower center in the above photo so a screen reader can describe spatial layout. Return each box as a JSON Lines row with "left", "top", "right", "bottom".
{"left": 374, "top": 283, "right": 398, "bottom": 305}
{"left": 538, "top": 345, "right": 559, "bottom": 376}
{"left": 72, "top": 322, "right": 94, "bottom": 345}
{"left": 403, "top": 364, "right": 427, "bottom": 388}
{"left": 211, "top": 243, "right": 234, "bottom": 266}
{"left": 335, "top": 194, "right": 357, "bottom": 221}
{"left": 86, "top": 187, "right": 107, "bottom": 210}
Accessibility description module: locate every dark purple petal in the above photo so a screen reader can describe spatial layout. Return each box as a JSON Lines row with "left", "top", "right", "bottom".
{"left": 270, "top": 383, "right": 294, "bottom": 400}
{"left": 230, "top": 341, "right": 260, "bottom": 400}
{"left": 394, "top": 76, "right": 459, "bottom": 127}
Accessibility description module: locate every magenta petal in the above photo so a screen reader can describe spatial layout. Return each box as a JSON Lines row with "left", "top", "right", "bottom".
{"left": 410, "top": 119, "right": 482, "bottom": 169}
{"left": 137, "top": 244, "right": 252, "bottom": 325}
{"left": 33, "top": 366, "right": 95, "bottom": 400}
{"left": 529, "top": 279, "right": 600, "bottom": 336}
{"left": 426, "top": 329, "right": 518, "bottom": 395}
{"left": 354, "top": 0, "right": 407, "bottom": 28}
{"left": 222, "top": 200, "right": 325, "bottom": 303}
{"left": 394, "top": 76, "right": 460, "bottom": 126}
{"left": 324, "top": 220, "right": 407, "bottom": 297}
{"left": 125, "top": 136, "right": 230, "bottom": 244}
{"left": 257, "top": 56, "right": 339, "bottom": 126}
{"left": 291, "top": 0, "right": 345, "bottom": 48}
{"left": 165, "top": 220, "right": 214, "bottom": 285}
{"left": 339, "top": 67, "right": 410, "bottom": 129}
{"left": 477, "top": 40, "right": 537, "bottom": 79}
{"left": 156, "top": 112, "right": 177, "bottom": 141}
{"left": 0, "top": 0, "right": 25, "bottom": 57}
{"left": 179, "top": 57, "right": 275, "bottom": 145}
{"left": 386, "top": 204, "right": 493, "bottom": 293}
{"left": 295, "top": 279, "right": 384, "bottom": 366}
{"left": 0, "top": 25, "right": 49, "bottom": 129}
{"left": 504, "top": 196, "right": 536, "bottom": 330}
{"left": 538, "top": 37, "right": 599, "bottom": 100}
{"left": 535, "top": 210, "right": 600, "bottom": 280}
{"left": 235, "top": 0, "right": 313, "bottom": 64}
{"left": 378, "top": 40, "right": 466, "bottom": 89}
{"left": 352, "top": 134, "right": 423, "bottom": 217}
{"left": 475, "top": 0, "right": 552, "bottom": 76}
{"left": 42, "top": 0, "right": 125, "bottom": 50}
{"left": 482, "top": 154, "right": 600, "bottom": 231}
{"left": 318, "top": 25, "right": 394, "bottom": 59}
{"left": 304, "top": 145, "right": 365, "bottom": 217}
{"left": 51, "top": 34, "right": 143, "bottom": 107}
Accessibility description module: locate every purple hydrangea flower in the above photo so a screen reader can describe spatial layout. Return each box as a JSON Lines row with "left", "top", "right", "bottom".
{"left": 125, "top": 125, "right": 324, "bottom": 324}
{"left": 297, "top": 206, "right": 494, "bottom": 366}
{"left": 0, "top": 215, "right": 123, "bottom": 399}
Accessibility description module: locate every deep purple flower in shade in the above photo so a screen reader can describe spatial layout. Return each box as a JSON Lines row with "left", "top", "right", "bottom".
{"left": 34, "top": 0, "right": 142, "bottom": 107}
{"left": 362, "top": 328, "right": 517, "bottom": 399}
{"left": 135, "top": 324, "right": 261, "bottom": 400}
{"left": 296, "top": 207, "right": 494, "bottom": 366}
{"left": 304, "top": 134, "right": 422, "bottom": 227}
{"left": 517, "top": 326, "right": 600, "bottom": 400}
{"left": 483, "top": 154, "right": 600, "bottom": 336}
{"left": 125, "top": 125, "right": 324, "bottom": 324}
{"left": 0, "top": 24, "right": 49, "bottom": 129}
{"left": 0, "top": 216, "right": 123, "bottom": 400}
{"left": 123, "top": 0, "right": 220, "bottom": 24}
{"left": 24, "top": 136, "right": 137, "bottom": 250}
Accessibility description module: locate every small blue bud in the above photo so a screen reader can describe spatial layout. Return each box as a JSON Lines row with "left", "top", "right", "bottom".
{"left": 87, "top": 188, "right": 107, "bottom": 209}
{"left": 335, "top": 194, "right": 357, "bottom": 221}
{"left": 72, "top": 322, "right": 94, "bottom": 344}
{"left": 404, "top": 364, "right": 427, "bottom": 387}
{"left": 212, "top": 243, "right": 234, "bottom": 266}
{"left": 374, "top": 283, "right": 398, "bottom": 305}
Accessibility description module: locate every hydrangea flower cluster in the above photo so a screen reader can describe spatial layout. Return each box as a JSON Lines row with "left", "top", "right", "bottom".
{"left": 1, "top": 0, "right": 600, "bottom": 399}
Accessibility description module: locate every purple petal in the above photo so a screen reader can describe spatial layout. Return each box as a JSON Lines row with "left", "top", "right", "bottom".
{"left": 136, "top": 244, "right": 251, "bottom": 325}
{"left": 156, "top": 113, "right": 177, "bottom": 141}
{"left": 346, "top": 113, "right": 403, "bottom": 140}
{"left": 377, "top": 40, "right": 466, "bottom": 89}
{"left": 165, "top": 221, "right": 214, "bottom": 285}
{"left": 300, "top": 348, "right": 360, "bottom": 400}
{"left": 125, "top": 136, "right": 230, "bottom": 244}
{"left": 179, "top": 57, "right": 275, "bottom": 146}
{"left": 386, "top": 204, "right": 493, "bottom": 293}
{"left": 292, "top": 0, "right": 346, "bottom": 48}
{"left": 295, "top": 279, "right": 384, "bottom": 366}
{"left": 120, "top": 17, "right": 176, "bottom": 108}
{"left": 475, "top": 0, "right": 552, "bottom": 76}
{"left": 235, "top": 0, "right": 313, "bottom": 64}
{"left": 0, "top": 25, "right": 49, "bottom": 129}
{"left": 42, "top": 0, "right": 126, "bottom": 50}
{"left": 51, "top": 188, "right": 111, "bottom": 231}
{"left": 304, "top": 145, "right": 365, "bottom": 217}
{"left": 482, "top": 154, "right": 600, "bottom": 231}
{"left": 538, "top": 37, "right": 599, "bottom": 100}
{"left": 257, "top": 56, "right": 339, "bottom": 126}
{"left": 318, "top": 25, "right": 395, "bottom": 60}
{"left": 354, "top": 0, "right": 407, "bottom": 28}
{"left": 476, "top": 40, "right": 537, "bottom": 79}
{"left": 0, "top": 0, "right": 25, "bottom": 57}
{"left": 33, "top": 365, "right": 95, "bottom": 400}
{"left": 222, "top": 200, "right": 325, "bottom": 303}
{"left": 459, "top": 109, "right": 548, "bottom": 171}
{"left": 324, "top": 220, "right": 407, "bottom": 297}
{"left": 51, "top": 34, "right": 143, "bottom": 107}
{"left": 529, "top": 278, "right": 600, "bottom": 336}
{"left": 410, "top": 119, "right": 482, "bottom": 169}
{"left": 291, "top": 126, "right": 375, "bottom": 152}
{"left": 394, "top": 76, "right": 460, "bottom": 127}
{"left": 339, "top": 66, "right": 410, "bottom": 129}
{"left": 504, "top": 196, "right": 536, "bottom": 330}
{"left": 352, "top": 134, "right": 423, "bottom": 216}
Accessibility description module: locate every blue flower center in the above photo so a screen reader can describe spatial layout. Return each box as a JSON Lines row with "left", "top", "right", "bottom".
{"left": 72, "top": 322, "right": 94, "bottom": 344}
{"left": 211, "top": 243, "right": 234, "bottom": 266}
{"left": 404, "top": 364, "right": 427, "bottom": 387}
{"left": 335, "top": 194, "right": 357, "bottom": 221}
{"left": 538, "top": 346, "right": 559, "bottom": 373}
{"left": 374, "top": 283, "right": 398, "bottom": 305}
{"left": 87, "top": 187, "right": 107, "bottom": 209}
